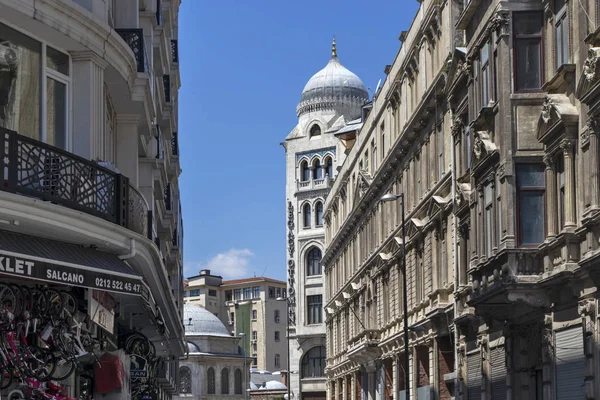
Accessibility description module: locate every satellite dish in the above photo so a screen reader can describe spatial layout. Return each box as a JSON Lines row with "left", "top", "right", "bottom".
{"left": 375, "top": 79, "right": 382, "bottom": 94}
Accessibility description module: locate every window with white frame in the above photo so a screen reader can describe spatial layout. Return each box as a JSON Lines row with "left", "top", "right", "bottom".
{"left": 0, "top": 23, "right": 70, "bottom": 149}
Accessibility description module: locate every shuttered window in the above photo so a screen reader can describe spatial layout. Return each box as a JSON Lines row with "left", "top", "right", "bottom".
{"left": 490, "top": 346, "right": 507, "bottom": 399}
{"left": 467, "top": 352, "right": 481, "bottom": 400}
{"left": 555, "top": 327, "right": 584, "bottom": 399}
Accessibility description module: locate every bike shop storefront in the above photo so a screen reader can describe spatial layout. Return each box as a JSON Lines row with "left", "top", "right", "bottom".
{"left": 0, "top": 230, "right": 176, "bottom": 400}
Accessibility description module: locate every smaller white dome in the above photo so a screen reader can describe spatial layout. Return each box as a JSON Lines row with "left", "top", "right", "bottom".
{"left": 264, "top": 381, "right": 287, "bottom": 390}
{"left": 250, "top": 382, "right": 259, "bottom": 390}
{"left": 187, "top": 341, "right": 200, "bottom": 353}
{"left": 184, "top": 304, "right": 231, "bottom": 337}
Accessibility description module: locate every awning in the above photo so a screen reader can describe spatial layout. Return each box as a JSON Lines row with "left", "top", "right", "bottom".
{"left": 0, "top": 230, "right": 148, "bottom": 298}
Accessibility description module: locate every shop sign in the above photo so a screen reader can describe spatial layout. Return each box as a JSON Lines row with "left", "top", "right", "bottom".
{"left": 89, "top": 290, "right": 115, "bottom": 334}
{"left": 130, "top": 355, "right": 148, "bottom": 378}
{"left": 0, "top": 253, "right": 144, "bottom": 296}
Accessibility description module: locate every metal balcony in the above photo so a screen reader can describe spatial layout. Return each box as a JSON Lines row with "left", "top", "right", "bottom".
{"left": 171, "top": 40, "right": 179, "bottom": 64}
{"left": 116, "top": 29, "right": 147, "bottom": 73}
{"left": 171, "top": 132, "right": 179, "bottom": 156}
{"left": 163, "top": 74, "right": 171, "bottom": 103}
{"left": 0, "top": 128, "right": 149, "bottom": 236}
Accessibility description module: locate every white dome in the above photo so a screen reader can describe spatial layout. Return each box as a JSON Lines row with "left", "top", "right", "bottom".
{"left": 297, "top": 40, "right": 369, "bottom": 118}
{"left": 184, "top": 304, "right": 231, "bottom": 337}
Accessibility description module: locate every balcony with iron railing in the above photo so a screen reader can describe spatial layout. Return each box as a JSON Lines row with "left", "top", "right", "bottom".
{"left": 0, "top": 127, "right": 149, "bottom": 238}
{"left": 171, "top": 132, "right": 179, "bottom": 157}
{"left": 171, "top": 40, "right": 179, "bottom": 64}
{"left": 116, "top": 29, "right": 148, "bottom": 73}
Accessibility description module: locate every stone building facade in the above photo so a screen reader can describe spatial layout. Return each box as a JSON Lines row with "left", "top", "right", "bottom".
{"left": 283, "top": 40, "right": 369, "bottom": 400}
{"left": 322, "top": 0, "right": 600, "bottom": 399}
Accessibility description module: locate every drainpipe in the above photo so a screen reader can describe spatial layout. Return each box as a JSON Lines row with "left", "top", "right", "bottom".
{"left": 118, "top": 238, "right": 137, "bottom": 260}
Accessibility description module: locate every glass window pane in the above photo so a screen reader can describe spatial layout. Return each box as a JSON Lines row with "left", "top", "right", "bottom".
{"left": 0, "top": 23, "right": 41, "bottom": 138}
{"left": 517, "top": 164, "right": 545, "bottom": 187}
{"left": 514, "top": 13, "right": 542, "bottom": 35}
{"left": 520, "top": 191, "right": 545, "bottom": 244}
{"left": 46, "top": 46, "right": 69, "bottom": 75}
{"left": 516, "top": 39, "right": 541, "bottom": 90}
{"left": 481, "top": 41, "right": 489, "bottom": 65}
{"left": 46, "top": 77, "right": 67, "bottom": 149}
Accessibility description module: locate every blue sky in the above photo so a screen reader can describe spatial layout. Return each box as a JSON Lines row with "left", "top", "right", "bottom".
{"left": 178, "top": 0, "right": 420, "bottom": 281}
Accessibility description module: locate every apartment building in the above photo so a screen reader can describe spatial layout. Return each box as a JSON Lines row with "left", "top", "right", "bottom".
{"left": 0, "top": 0, "right": 185, "bottom": 399}
{"left": 323, "top": 0, "right": 600, "bottom": 399}
{"left": 184, "top": 270, "right": 288, "bottom": 373}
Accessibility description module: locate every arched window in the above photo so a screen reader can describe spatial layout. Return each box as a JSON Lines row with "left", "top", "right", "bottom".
{"left": 307, "top": 247, "right": 322, "bottom": 276}
{"left": 221, "top": 368, "right": 229, "bottom": 394}
{"left": 315, "top": 202, "right": 323, "bottom": 226}
{"left": 179, "top": 366, "right": 191, "bottom": 394}
{"left": 310, "top": 124, "right": 321, "bottom": 137}
{"left": 325, "top": 157, "right": 333, "bottom": 177}
{"left": 303, "top": 204, "right": 311, "bottom": 228}
{"left": 301, "top": 160, "right": 310, "bottom": 182}
{"left": 313, "top": 159, "right": 322, "bottom": 180}
{"left": 301, "top": 346, "right": 326, "bottom": 378}
{"left": 235, "top": 368, "right": 243, "bottom": 394}
{"left": 207, "top": 367, "right": 216, "bottom": 394}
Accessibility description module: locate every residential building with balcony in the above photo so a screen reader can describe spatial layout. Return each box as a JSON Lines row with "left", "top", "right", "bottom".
{"left": 283, "top": 39, "right": 369, "bottom": 400}
{"left": 184, "top": 270, "right": 288, "bottom": 374}
{"left": 0, "top": 0, "right": 184, "bottom": 398}
{"left": 322, "top": 0, "right": 600, "bottom": 400}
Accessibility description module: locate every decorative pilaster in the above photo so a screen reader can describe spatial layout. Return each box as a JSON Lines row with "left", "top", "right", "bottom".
{"left": 115, "top": 114, "right": 140, "bottom": 185}
{"left": 392, "top": 357, "right": 398, "bottom": 400}
{"left": 579, "top": 299, "right": 596, "bottom": 399}
{"left": 561, "top": 140, "right": 577, "bottom": 229}
{"left": 543, "top": 155, "right": 557, "bottom": 239}
{"left": 71, "top": 51, "right": 109, "bottom": 161}
{"left": 588, "top": 118, "right": 600, "bottom": 211}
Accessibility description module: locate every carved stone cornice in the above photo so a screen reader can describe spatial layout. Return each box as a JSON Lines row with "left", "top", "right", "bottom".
{"left": 543, "top": 155, "right": 554, "bottom": 169}
{"left": 560, "top": 139, "right": 575, "bottom": 155}
{"left": 489, "top": 10, "right": 510, "bottom": 37}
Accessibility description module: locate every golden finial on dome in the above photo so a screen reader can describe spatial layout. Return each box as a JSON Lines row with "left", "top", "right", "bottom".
{"left": 332, "top": 36, "right": 337, "bottom": 58}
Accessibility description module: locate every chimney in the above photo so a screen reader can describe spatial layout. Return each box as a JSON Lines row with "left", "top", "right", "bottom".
{"left": 200, "top": 269, "right": 210, "bottom": 276}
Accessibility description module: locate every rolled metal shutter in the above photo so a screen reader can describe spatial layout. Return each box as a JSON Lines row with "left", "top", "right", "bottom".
{"left": 555, "top": 327, "right": 584, "bottom": 400}
{"left": 490, "top": 346, "right": 506, "bottom": 400}
{"left": 467, "top": 352, "right": 481, "bottom": 400}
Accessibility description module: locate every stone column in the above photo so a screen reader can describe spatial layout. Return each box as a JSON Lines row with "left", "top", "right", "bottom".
{"left": 342, "top": 375, "right": 348, "bottom": 400}
{"left": 561, "top": 140, "right": 577, "bottom": 229}
{"left": 543, "top": 155, "right": 557, "bottom": 238}
{"left": 351, "top": 372, "right": 357, "bottom": 400}
{"left": 587, "top": 118, "right": 599, "bottom": 211}
{"left": 392, "top": 357, "right": 398, "bottom": 400}
{"left": 71, "top": 51, "right": 108, "bottom": 161}
{"left": 469, "top": 199, "right": 478, "bottom": 265}
{"left": 115, "top": 115, "right": 140, "bottom": 185}
{"left": 458, "top": 224, "right": 468, "bottom": 286}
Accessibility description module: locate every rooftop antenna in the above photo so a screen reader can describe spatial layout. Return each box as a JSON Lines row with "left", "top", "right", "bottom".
{"left": 253, "top": 270, "right": 256, "bottom": 277}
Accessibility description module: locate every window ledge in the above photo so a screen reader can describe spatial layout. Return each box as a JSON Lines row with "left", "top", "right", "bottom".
{"left": 455, "top": 0, "right": 482, "bottom": 30}
{"left": 542, "top": 64, "right": 576, "bottom": 92}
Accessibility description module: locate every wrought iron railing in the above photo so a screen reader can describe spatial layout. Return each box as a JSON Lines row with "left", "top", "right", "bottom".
{"left": 171, "top": 132, "right": 179, "bottom": 156}
{"left": 156, "top": 0, "right": 162, "bottom": 26}
{"left": 164, "top": 183, "right": 172, "bottom": 211}
{"left": 0, "top": 128, "right": 149, "bottom": 236}
{"left": 156, "top": 126, "right": 164, "bottom": 160}
{"left": 172, "top": 225, "right": 178, "bottom": 247}
{"left": 163, "top": 74, "right": 171, "bottom": 103}
{"left": 116, "top": 29, "right": 147, "bottom": 73}
{"left": 171, "top": 40, "right": 179, "bottom": 63}
{"left": 128, "top": 184, "right": 149, "bottom": 237}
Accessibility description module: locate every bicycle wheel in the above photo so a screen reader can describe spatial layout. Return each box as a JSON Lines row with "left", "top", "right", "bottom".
{"left": 7, "top": 388, "right": 24, "bottom": 400}
{"left": 50, "top": 357, "right": 76, "bottom": 381}
{"left": 45, "top": 289, "right": 63, "bottom": 317}
{"left": 61, "top": 292, "right": 77, "bottom": 316}
{"left": 31, "top": 289, "right": 47, "bottom": 315}
{"left": 27, "top": 346, "right": 56, "bottom": 382}
{"left": 8, "top": 284, "right": 23, "bottom": 320}
{"left": 0, "top": 283, "right": 16, "bottom": 318}
{"left": 126, "top": 334, "right": 151, "bottom": 357}
{"left": 0, "top": 367, "right": 12, "bottom": 389}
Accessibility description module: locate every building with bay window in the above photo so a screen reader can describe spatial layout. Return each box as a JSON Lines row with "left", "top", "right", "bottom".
{"left": 283, "top": 39, "right": 369, "bottom": 400}
{"left": 321, "top": 0, "right": 600, "bottom": 399}
{"left": 0, "top": 0, "right": 184, "bottom": 398}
